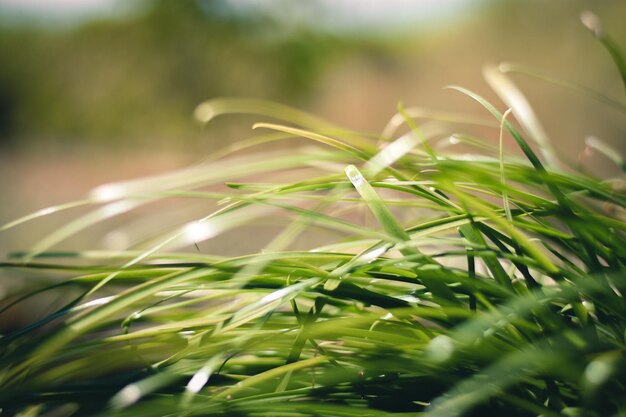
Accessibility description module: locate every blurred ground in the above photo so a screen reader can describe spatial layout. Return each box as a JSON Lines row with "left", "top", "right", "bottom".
{"left": 1, "top": 0, "right": 625, "bottom": 254}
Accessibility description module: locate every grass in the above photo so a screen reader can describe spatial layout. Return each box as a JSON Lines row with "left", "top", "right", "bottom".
{"left": 1, "top": 19, "right": 626, "bottom": 417}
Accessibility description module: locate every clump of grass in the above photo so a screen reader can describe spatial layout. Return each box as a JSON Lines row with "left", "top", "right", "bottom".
{"left": 1, "top": 24, "right": 625, "bottom": 417}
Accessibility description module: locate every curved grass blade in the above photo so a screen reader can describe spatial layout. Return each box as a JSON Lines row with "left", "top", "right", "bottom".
{"left": 253, "top": 123, "right": 373, "bottom": 161}
{"left": 585, "top": 136, "right": 626, "bottom": 172}
{"left": 499, "top": 62, "right": 626, "bottom": 113}
{"left": 1, "top": 200, "right": 91, "bottom": 232}
{"left": 580, "top": 11, "right": 626, "bottom": 91}
{"left": 445, "top": 85, "right": 547, "bottom": 172}
{"left": 484, "top": 64, "right": 559, "bottom": 167}
{"left": 194, "top": 97, "right": 338, "bottom": 130}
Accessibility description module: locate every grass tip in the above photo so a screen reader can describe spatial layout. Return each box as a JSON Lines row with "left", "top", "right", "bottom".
{"left": 194, "top": 101, "right": 215, "bottom": 123}
{"left": 580, "top": 11, "right": 604, "bottom": 38}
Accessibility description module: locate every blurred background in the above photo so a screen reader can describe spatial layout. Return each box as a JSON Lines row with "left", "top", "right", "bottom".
{"left": 1, "top": 0, "right": 625, "bottom": 253}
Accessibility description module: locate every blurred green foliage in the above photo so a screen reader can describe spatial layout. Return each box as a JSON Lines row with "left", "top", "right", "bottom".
{"left": 2, "top": 0, "right": 625, "bottom": 151}
{"left": 0, "top": 0, "right": 349, "bottom": 146}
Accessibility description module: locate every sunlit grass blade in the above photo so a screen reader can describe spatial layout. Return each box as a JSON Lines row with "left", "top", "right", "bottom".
{"left": 445, "top": 85, "right": 547, "bottom": 172}
{"left": 499, "top": 62, "right": 626, "bottom": 114}
{"left": 344, "top": 165, "right": 411, "bottom": 246}
{"left": 194, "top": 97, "right": 338, "bottom": 130}
{"left": 253, "top": 123, "right": 374, "bottom": 160}
{"left": 484, "top": 64, "right": 559, "bottom": 167}
{"left": 0, "top": 199, "right": 91, "bottom": 232}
